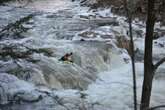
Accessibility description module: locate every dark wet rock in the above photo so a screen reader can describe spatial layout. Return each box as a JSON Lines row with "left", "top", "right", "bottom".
{"left": 0, "top": 6, "right": 34, "bottom": 30}
{"left": 78, "top": 31, "right": 99, "bottom": 38}
{"left": 154, "top": 28, "right": 165, "bottom": 39}
{"left": 89, "top": 17, "right": 119, "bottom": 26}
{"left": 0, "top": 6, "right": 36, "bottom": 40}
{"left": 0, "top": 43, "right": 54, "bottom": 61}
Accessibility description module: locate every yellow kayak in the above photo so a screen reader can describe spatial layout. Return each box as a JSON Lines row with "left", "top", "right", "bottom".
{"left": 63, "top": 61, "right": 73, "bottom": 64}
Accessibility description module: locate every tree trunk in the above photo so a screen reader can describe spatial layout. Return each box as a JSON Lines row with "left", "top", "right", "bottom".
{"left": 140, "top": 0, "right": 156, "bottom": 110}
{"left": 123, "top": 0, "right": 137, "bottom": 109}
{"left": 162, "top": 0, "right": 165, "bottom": 25}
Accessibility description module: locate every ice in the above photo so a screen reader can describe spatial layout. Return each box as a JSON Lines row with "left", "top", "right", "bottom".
{"left": 0, "top": 0, "right": 165, "bottom": 109}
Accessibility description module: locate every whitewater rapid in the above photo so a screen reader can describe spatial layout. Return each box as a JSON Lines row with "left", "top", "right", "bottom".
{"left": 1, "top": 0, "right": 165, "bottom": 110}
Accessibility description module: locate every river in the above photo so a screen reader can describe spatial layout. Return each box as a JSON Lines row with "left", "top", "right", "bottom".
{"left": 0, "top": 0, "right": 165, "bottom": 110}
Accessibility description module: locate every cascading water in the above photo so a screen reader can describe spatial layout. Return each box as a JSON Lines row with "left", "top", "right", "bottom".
{"left": 0, "top": 0, "right": 165, "bottom": 110}
{"left": 0, "top": 0, "right": 115, "bottom": 90}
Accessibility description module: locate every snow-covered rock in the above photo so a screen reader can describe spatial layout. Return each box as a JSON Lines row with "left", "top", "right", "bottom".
{"left": 0, "top": 73, "right": 111, "bottom": 110}
{"left": 0, "top": 73, "right": 40, "bottom": 105}
{"left": 0, "top": 0, "right": 165, "bottom": 110}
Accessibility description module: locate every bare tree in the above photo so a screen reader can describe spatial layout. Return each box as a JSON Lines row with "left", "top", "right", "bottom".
{"left": 123, "top": 0, "right": 137, "bottom": 110}
{"left": 123, "top": 0, "right": 165, "bottom": 110}
{"left": 140, "top": 0, "right": 165, "bottom": 110}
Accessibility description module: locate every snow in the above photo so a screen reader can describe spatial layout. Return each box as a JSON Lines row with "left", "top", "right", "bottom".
{"left": 134, "top": 37, "right": 165, "bottom": 60}
{"left": 1, "top": 0, "right": 165, "bottom": 109}
{"left": 76, "top": 7, "right": 165, "bottom": 109}
{"left": 0, "top": 73, "right": 38, "bottom": 104}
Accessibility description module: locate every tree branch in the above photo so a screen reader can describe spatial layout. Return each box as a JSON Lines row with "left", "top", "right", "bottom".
{"left": 148, "top": 105, "right": 165, "bottom": 110}
{"left": 154, "top": 57, "right": 165, "bottom": 71}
